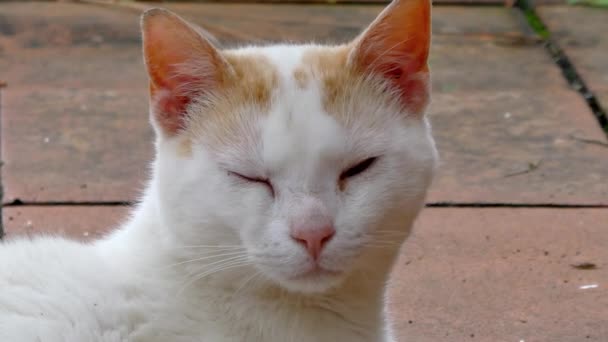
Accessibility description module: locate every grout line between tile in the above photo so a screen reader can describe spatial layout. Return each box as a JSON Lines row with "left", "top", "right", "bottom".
{"left": 2, "top": 201, "right": 605, "bottom": 209}
{"left": 0, "top": 85, "right": 4, "bottom": 239}
{"left": 516, "top": 0, "right": 608, "bottom": 135}
{"left": 3, "top": 201, "right": 132, "bottom": 207}
{"left": 426, "top": 202, "right": 607, "bottom": 208}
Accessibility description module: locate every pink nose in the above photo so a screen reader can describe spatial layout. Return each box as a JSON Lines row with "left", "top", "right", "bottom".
{"left": 290, "top": 225, "right": 335, "bottom": 260}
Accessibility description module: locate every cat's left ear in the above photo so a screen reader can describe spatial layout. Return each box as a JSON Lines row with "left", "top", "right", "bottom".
{"left": 141, "top": 8, "right": 229, "bottom": 136}
{"left": 349, "top": 0, "right": 431, "bottom": 115}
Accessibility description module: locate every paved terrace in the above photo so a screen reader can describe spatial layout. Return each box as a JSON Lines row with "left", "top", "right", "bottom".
{"left": 0, "top": 1, "right": 607, "bottom": 341}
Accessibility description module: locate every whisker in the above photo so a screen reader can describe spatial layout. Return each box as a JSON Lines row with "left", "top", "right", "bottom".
{"left": 234, "top": 271, "right": 262, "bottom": 296}
{"left": 176, "top": 245, "right": 245, "bottom": 249}
{"left": 177, "top": 259, "right": 251, "bottom": 296}
{"left": 193, "top": 260, "right": 250, "bottom": 281}
{"left": 189, "top": 254, "right": 250, "bottom": 272}
{"left": 161, "top": 251, "right": 248, "bottom": 269}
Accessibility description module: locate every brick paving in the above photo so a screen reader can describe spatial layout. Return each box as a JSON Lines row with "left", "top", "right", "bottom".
{"left": 0, "top": 2, "right": 606, "bottom": 341}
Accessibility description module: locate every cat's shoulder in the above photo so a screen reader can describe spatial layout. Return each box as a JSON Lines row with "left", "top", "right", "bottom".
{"left": 0, "top": 235, "right": 152, "bottom": 342}
{"left": 0, "top": 235, "right": 105, "bottom": 294}
{"left": 0, "top": 235, "right": 93, "bottom": 267}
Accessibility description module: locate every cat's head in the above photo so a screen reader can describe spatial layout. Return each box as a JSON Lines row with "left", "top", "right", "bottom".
{"left": 141, "top": 0, "right": 436, "bottom": 294}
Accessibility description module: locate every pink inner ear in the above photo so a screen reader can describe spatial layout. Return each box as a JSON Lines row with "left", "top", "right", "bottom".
{"left": 152, "top": 86, "right": 193, "bottom": 134}
{"left": 396, "top": 69, "right": 429, "bottom": 114}
{"left": 357, "top": 39, "right": 430, "bottom": 114}
{"left": 352, "top": 0, "right": 431, "bottom": 114}
{"left": 149, "top": 67, "right": 210, "bottom": 134}
{"left": 142, "top": 9, "right": 222, "bottom": 136}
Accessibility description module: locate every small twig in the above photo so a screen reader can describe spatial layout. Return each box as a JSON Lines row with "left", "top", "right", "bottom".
{"left": 571, "top": 262, "right": 598, "bottom": 270}
{"left": 503, "top": 160, "right": 542, "bottom": 178}
{"left": 569, "top": 135, "right": 608, "bottom": 148}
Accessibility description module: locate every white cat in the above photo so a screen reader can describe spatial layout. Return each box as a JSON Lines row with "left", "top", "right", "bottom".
{"left": 0, "top": 0, "right": 436, "bottom": 341}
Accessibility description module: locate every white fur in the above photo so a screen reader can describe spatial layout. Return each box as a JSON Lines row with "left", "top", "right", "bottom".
{"left": 0, "top": 44, "right": 437, "bottom": 342}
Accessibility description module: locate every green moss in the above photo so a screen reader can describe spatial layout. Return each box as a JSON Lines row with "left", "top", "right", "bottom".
{"left": 568, "top": 0, "right": 608, "bottom": 7}
{"left": 523, "top": 9, "right": 550, "bottom": 39}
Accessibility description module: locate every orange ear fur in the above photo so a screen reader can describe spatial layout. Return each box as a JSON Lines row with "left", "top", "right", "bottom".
{"left": 350, "top": 0, "right": 431, "bottom": 114}
{"left": 141, "top": 9, "right": 228, "bottom": 135}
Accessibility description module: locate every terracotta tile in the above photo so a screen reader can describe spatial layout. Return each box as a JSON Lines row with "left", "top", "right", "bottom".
{"left": 388, "top": 208, "right": 608, "bottom": 341}
{"left": 427, "top": 22, "right": 608, "bottom": 204}
{"left": 0, "top": 2, "right": 152, "bottom": 203}
{"left": 425, "top": 30, "right": 608, "bottom": 205}
{"left": 2, "top": 206, "right": 129, "bottom": 241}
{"left": 1, "top": 3, "right": 605, "bottom": 205}
{"left": 1, "top": 88, "right": 153, "bottom": 203}
{"left": 428, "top": 89, "right": 608, "bottom": 205}
{"left": 538, "top": 6, "right": 608, "bottom": 127}
{"left": 429, "top": 38, "right": 565, "bottom": 91}
{"left": 0, "top": 2, "right": 140, "bottom": 50}
{"left": 0, "top": 2, "right": 143, "bottom": 88}
{"left": 165, "top": 5, "right": 536, "bottom": 44}
{"left": 0, "top": 47, "right": 145, "bottom": 90}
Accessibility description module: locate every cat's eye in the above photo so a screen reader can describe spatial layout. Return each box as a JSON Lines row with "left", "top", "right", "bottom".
{"left": 229, "top": 171, "right": 275, "bottom": 196}
{"left": 340, "top": 157, "right": 378, "bottom": 180}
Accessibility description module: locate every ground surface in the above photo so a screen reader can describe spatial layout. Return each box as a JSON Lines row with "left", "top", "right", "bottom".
{"left": 0, "top": 2, "right": 606, "bottom": 341}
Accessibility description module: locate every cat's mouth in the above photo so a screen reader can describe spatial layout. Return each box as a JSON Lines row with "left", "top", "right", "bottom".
{"left": 288, "top": 266, "right": 343, "bottom": 281}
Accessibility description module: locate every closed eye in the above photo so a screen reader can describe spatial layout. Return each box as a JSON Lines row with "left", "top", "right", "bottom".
{"left": 228, "top": 171, "right": 275, "bottom": 196}
{"left": 340, "top": 157, "right": 378, "bottom": 180}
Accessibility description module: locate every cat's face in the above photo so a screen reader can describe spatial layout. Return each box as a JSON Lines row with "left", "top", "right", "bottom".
{"left": 143, "top": 0, "right": 436, "bottom": 293}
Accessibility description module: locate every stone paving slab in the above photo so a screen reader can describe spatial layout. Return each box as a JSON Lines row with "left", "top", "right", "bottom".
{"left": 1, "top": 87, "right": 152, "bottom": 203}
{"left": 429, "top": 87, "right": 608, "bottom": 204}
{"left": 0, "top": 46, "right": 146, "bottom": 89}
{"left": 538, "top": 6, "right": 608, "bottom": 123}
{"left": 389, "top": 208, "right": 608, "bottom": 342}
{"left": 163, "top": 4, "right": 535, "bottom": 44}
{"left": 0, "top": 2, "right": 153, "bottom": 203}
{"left": 1, "top": 3, "right": 606, "bottom": 205}
{"left": 3, "top": 205, "right": 606, "bottom": 341}
{"left": 2, "top": 206, "right": 129, "bottom": 241}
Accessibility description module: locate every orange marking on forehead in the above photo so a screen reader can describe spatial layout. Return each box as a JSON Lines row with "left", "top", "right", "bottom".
{"left": 301, "top": 45, "right": 351, "bottom": 114}
{"left": 224, "top": 53, "right": 278, "bottom": 106}
{"left": 293, "top": 67, "right": 310, "bottom": 89}
{"left": 184, "top": 51, "right": 278, "bottom": 151}
{"left": 177, "top": 137, "right": 193, "bottom": 158}
{"left": 300, "top": 44, "right": 398, "bottom": 130}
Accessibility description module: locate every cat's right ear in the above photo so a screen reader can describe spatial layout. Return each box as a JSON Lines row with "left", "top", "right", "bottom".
{"left": 349, "top": 0, "right": 431, "bottom": 115}
{"left": 141, "top": 9, "right": 228, "bottom": 136}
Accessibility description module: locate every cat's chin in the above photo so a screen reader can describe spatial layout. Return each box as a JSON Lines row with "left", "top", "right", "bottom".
{"left": 269, "top": 268, "right": 346, "bottom": 294}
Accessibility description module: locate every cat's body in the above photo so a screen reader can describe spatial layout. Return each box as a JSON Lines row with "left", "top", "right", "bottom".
{"left": 0, "top": 1, "right": 436, "bottom": 341}
{"left": 0, "top": 209, "right": 388, "bottom": 342}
